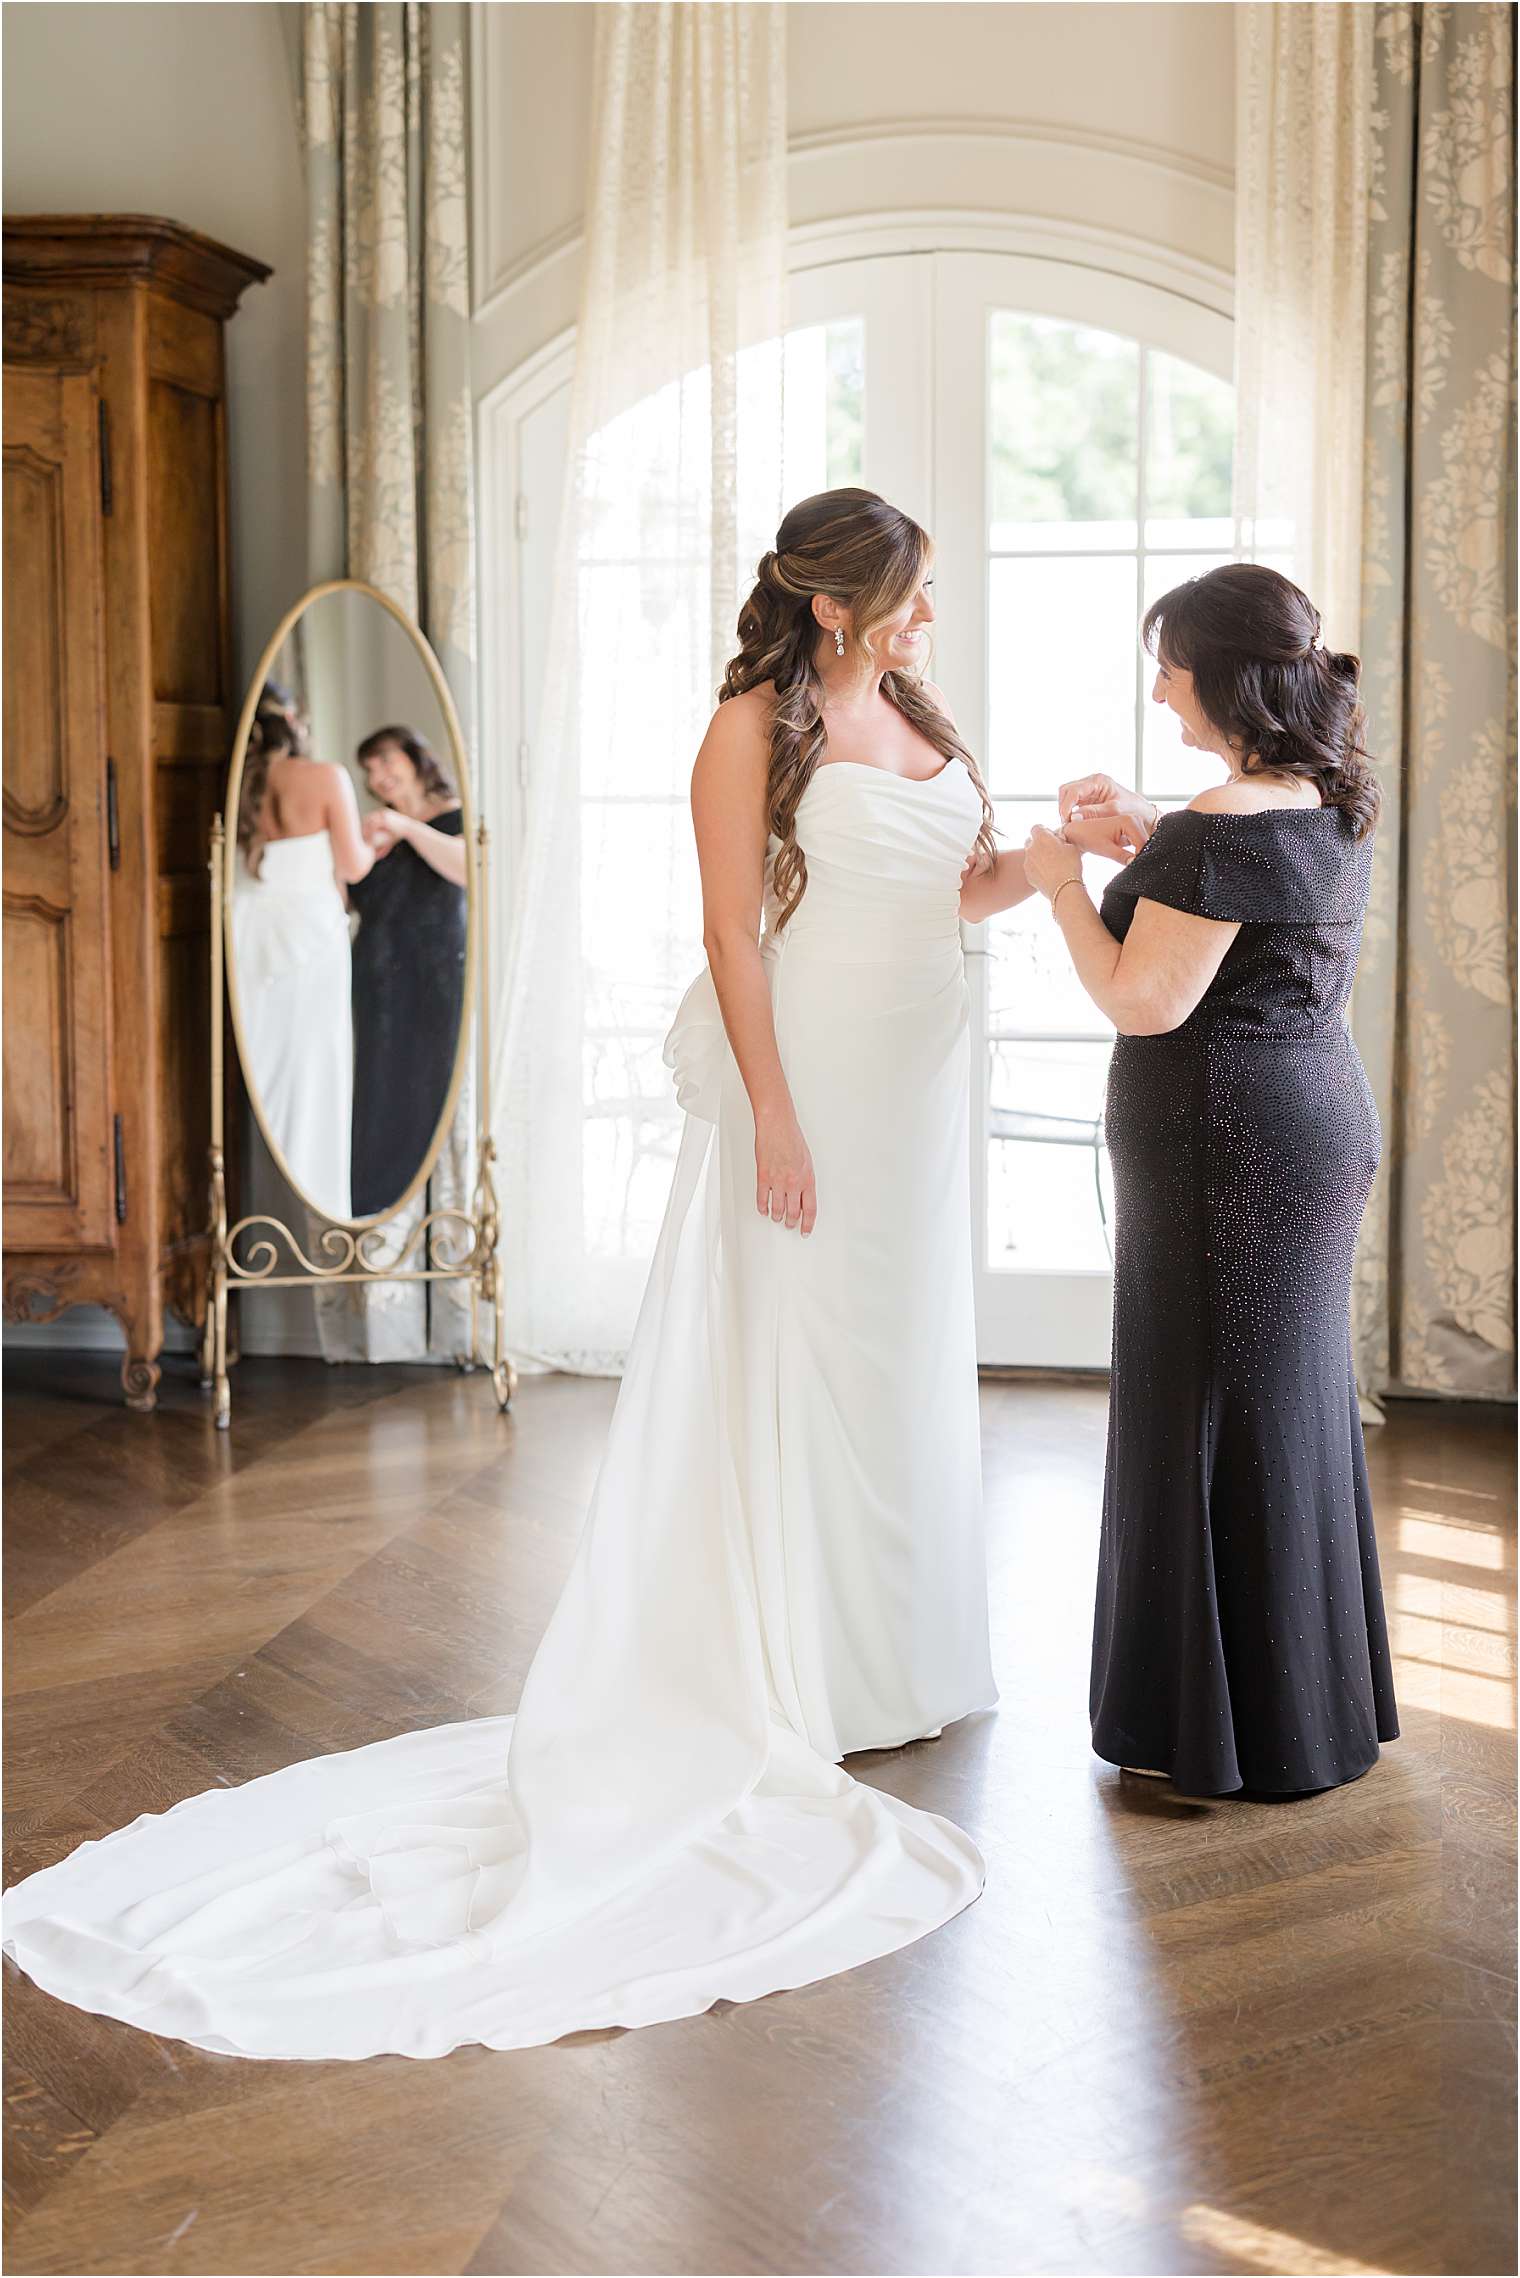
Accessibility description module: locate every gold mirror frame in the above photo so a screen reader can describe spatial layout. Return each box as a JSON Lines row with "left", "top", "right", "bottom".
{"left": 200, "top": 577, "right": 514, "bottom": 1426}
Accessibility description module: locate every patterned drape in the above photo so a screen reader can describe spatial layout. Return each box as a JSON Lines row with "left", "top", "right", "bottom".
{"left": 302, "top": 0, "right": 477, "bottom": 1362}
{"left": 1352, "top": 3, "right": 1517, "bottom": 1401}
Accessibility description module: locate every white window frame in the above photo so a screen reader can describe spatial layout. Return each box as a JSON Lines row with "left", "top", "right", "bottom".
{"left": 476, "top": 220, "right": 1232, "bottom": 1371}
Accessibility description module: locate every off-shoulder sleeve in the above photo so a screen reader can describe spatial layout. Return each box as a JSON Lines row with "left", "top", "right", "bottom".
{"left": 1103, "top": 810, "right": 1370, "bottom": 926}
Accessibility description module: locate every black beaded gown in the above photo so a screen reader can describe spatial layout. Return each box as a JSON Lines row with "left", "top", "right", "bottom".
{"left": 1091, "top": 805, "right": 1399, "bottom": 1796}
{"left": 347, "top": 809, "right": 467, "bottom": 1218}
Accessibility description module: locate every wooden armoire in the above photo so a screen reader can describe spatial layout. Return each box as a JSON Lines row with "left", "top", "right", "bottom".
{"left": 4, "top": 216, "right": 268, "bottom": 1408}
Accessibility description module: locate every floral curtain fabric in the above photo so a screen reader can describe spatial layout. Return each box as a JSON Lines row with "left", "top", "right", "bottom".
{"left": 302, "top": 0, "right": 478, "bottom": 1363}
{"left": 1352, "top": 3, "right": 1517, "bottom": 1399}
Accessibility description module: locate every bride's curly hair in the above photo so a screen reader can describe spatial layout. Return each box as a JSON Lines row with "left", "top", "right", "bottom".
{"left": 719, "top": 488, "right": 998, "bottom": 928}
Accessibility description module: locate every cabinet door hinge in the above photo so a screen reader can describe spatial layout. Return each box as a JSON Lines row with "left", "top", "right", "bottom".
{"left": 98, "top": 400, "right": 113, "bottom": 516}
{"left": 517, "top": 738, "right": 530, "bottom": 791}
{"left": 106, "top": 757, "right": 120, "bottom": 869}
{"left": 514, "top": 491, "right": 529, "bottom": 543}
{"left": 113, "top": 1115, "right": 127, "bottom": 1224}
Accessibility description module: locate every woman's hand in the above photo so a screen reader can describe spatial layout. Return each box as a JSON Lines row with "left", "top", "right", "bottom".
{"left": 362, "top": 807, "right": 412, "bottom": 859}
{"left": 755, "top": 1107, "right": 817, "bottom": 1235}
{"left": 1058, "top": 774, "right": 1159, "bottom": 862}
{"left": 1022, "top": 824, "right": 1083, "bottom": 902}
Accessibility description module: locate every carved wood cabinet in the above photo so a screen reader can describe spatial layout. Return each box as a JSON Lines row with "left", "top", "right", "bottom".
{"left": 3, "top": 216, "right": 268, "bottom": 1407}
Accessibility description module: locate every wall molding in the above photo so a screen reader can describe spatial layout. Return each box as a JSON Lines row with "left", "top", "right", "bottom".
{"left": 787, "top": 116, "right": 1233, "bottom": 193}
{"left": 789, "top": 212, "right": 1233, "bottom": 318}
{"left": 473, "top": 119, "right": 1234, "bottom": 332}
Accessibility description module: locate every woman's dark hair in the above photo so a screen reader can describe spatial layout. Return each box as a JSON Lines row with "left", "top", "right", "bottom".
{"left": 356, "top": 724, "right": 455, "bottom": 803}
{"left": 1142, "top": 563, "right": 1379, "bottom": 838}
{"left": 237, "top": 681, "right": 309, "bottom": 878}
{"left": 719, "top": 487, "right": 998, "bottom": 928}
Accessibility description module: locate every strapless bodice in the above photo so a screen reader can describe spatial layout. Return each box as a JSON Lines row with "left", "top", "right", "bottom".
{"left": 669, "top": 758, "right": 981, "bottom": 1119}
{"left": 761, "top": 759, "right": 982, "bottom": 954}
{"left": 241, "top": 830, "right": 343, "bottom": 900}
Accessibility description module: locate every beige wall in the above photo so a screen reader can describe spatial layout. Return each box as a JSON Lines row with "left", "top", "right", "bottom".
{"left": 474, "top": 1, "right": 1236, "bottom": 387}
{"left": 2, "top": 0, "right": 309, "bottom": 683}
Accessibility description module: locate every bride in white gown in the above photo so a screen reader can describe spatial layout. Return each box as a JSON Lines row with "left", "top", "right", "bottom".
{"left": 2, "top": 491, "right": 1038, "bottom": 2062}
{"left": 227, "top": 690, "right": 374, "bottom": 1223}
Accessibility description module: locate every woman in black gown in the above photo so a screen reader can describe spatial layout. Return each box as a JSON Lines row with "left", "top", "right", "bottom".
{"left": 1022, "top": 563, "right": 1398, "bottom": 1797}
{"left": 348, "top": 725, "right": 468, "bottom": 1219}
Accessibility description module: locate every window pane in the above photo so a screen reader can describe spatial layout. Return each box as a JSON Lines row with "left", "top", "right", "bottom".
{"left": 989, "top": 904, "right": 1116, "bottom": 1041}
{"left": 988, "top": 555, "right": 1138, "bottom": 794}
{"left": 990, "top": 314, "right": 1139, "bottom": 546}
{"left": 579, "top": 562, "right": 711, "bottom": 798}
{"left": 1146, "top": 516, "right": 1235, "bottom": 552}
{"left": 827, "top": 320, "right": 865, "bottom": 486}
{"left": 1139, "top": 552, "right": 1234, "bottom": 799}
{"left": 781, "top": 318, "right": 864, "bottom": 502}
{"left": 982, "top": 801, "right": 1116, "bottom": 1039}
{"left": 583, "top": 1036, "right": 683, "bottom": 1261}
{"left": 583, "top": 373, "right": 712, "bottom": 562}
{"left": 986, "top": 1041, "right": 1114, "bottom": 1273}
{"left": 581, "top": 802, "right": 703, "bottom": 1034}
{"left": 1144, "top": 349, "right": 1233, "bottom": 533}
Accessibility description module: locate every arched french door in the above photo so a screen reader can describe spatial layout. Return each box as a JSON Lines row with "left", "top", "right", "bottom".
{"left": 490, "top": 245, "right": 1236, "bottom": 1369}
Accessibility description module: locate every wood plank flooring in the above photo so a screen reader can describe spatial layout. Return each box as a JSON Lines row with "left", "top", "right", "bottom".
{"left": 2, "top": 1352, "right": 1514, "bottom": 2277}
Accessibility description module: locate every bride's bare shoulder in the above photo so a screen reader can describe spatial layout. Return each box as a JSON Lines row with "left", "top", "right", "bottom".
{"left": 919, "top": 678, "right": 958, "bottom": 727}
{"left": 697, "top": 686, "right": 774, "bottom": 765}
{"left": 715, "top": 682, "right": 778, "bottom": 729}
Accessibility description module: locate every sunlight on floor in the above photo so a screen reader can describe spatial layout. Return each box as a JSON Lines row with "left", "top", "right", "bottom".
{"left": 1391, "top": 1606, "right": 1515, "bottom": 1675}
{"left": 1390, "top": 1655, "right": 1517, "bottom": 1730}
{"left": 1394, "top": 1569, "right": 1512, "bottom": 1635}
{"left": 1398, "top": 1511, "right": 1509, "bottom": 1568}
{"left": 1389, "top": 1503, "right": 1518, "bottom": 1730}
{"left": 1181, "top": 2203, "right": 1391, "bottom": 2276}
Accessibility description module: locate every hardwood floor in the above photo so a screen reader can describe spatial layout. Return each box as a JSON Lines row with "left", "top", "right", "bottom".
{"left": 3, "top": 1351, "right": 1514, "bottom": 2278}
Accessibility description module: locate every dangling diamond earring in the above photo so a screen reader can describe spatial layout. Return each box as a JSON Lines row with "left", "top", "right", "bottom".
{"left": 834, "top": 627, "right": 845, "bottom": 657}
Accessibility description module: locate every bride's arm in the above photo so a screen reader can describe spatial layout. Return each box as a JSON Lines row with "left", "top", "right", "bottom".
{"left": 960, "top": 850, "right": 1034, "bottom": 922}
{"left": 322, "top": 764, "right": 375, "bottom": 884}
{"left": 691, "top": 695, "right": 817, "bottom": 1236}
{"left": 913, "top": 678, "right": 1037, "bottom": 922}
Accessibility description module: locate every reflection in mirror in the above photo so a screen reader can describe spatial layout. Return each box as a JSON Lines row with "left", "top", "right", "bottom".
{"left": 227, "top": 588, "right": 470, "bottom": 1224}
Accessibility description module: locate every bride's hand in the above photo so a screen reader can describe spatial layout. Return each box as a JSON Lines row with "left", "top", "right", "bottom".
{"left": 1061, "top": 807, "right": 1154, "bottom": 866}
{"left": 1023, "top": 824, "right": 1083, "bottom": 902}
{"left": 362, "top": 807, "right": 410, "bottom": 858}
{"left": 755, "top": 1109, "right": 817, "bottom": 1236}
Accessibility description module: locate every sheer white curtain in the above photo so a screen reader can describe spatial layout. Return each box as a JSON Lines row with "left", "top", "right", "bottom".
{"left": 1234, "top": 3, "right": 1374, "bottom": 642}
{"left": 491, "top": 2, "right": 787, "bottom": 1372}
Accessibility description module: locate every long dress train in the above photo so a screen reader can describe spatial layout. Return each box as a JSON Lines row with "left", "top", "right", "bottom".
{"left": 2, "top": 758, "right": 996, "bottom": 2060}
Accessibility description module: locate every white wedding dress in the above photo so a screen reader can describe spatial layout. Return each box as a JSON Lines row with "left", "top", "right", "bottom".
{"left": 230, "top": 830, "right": 354, "bottom": 1222}
{"left": 2, "top": 758, "right": 997, "bottom": 2060}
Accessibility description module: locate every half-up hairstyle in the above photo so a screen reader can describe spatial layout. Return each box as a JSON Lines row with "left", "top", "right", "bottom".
{"left": 720, "top": 488, "right": 998, "bottom": 927}
{"left": 1143, "top": 563, "right": 1380, "bottom": 839}
{"left": 237, "top": 682, "right": 309, "bottom": 879}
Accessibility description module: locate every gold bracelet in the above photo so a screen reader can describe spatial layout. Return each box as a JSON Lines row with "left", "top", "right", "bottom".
{"left": 1051, "top": 876, "right": 1086, "bottom": 917}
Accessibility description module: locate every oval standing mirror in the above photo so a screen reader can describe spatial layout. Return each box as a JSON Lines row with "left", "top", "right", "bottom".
{"left": 223, "top": 581, "right": 475, "bottom": 1227}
